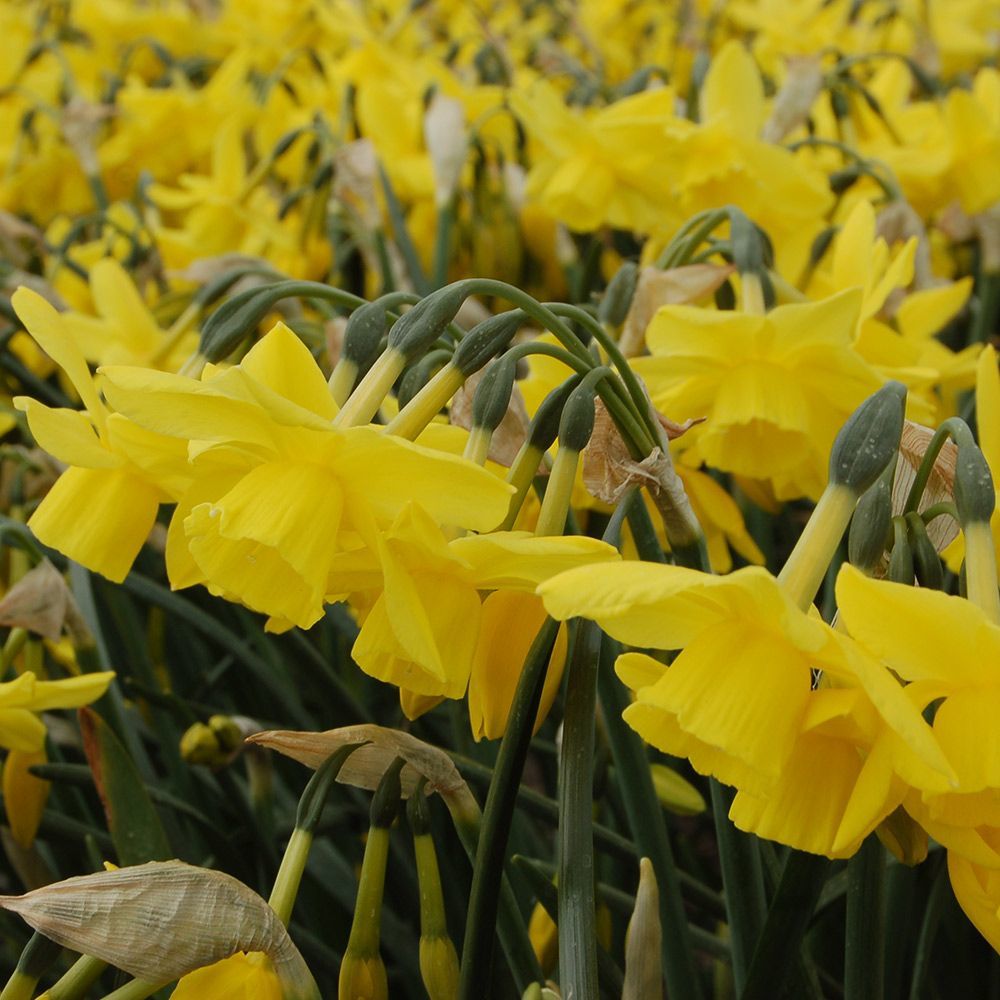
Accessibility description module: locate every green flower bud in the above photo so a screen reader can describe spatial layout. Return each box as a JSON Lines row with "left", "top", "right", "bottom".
{"left": 887, "top": 517, "right": 914, "bottom": 584}
{"left": 598, "top": 262, "right": 639, "bottom": 327}
{"left": 471, "top": 357, "right": 517, "bottom": 433}
{"left": 342, "top": 300, "right": 391, "bottom": 369}
{"left": 557, "top": 379, "right": 598, "bottom": 454}
{"left": 828, "top": 381, "right": 906, "bottom": 495}
{"left": 387, "top": 285, "right": 467, "bottom": 361}
{"left": 906, "top": 512, "right": 943, "bottom": 590}
{"left": 452, "top": 310, "right": 526, "bottom": 376}
{"left": 848, "top": 467, "right": 892, "bottom": 573}
{"left": 954, "top": 440, "right": 996, "bottom": 525}
{"left": 528, "top": 378, "right": 581, "bottom": 452}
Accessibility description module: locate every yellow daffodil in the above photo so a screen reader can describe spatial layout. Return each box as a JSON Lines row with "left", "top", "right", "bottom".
{"left": 40, "top": 257, "right": 197, "bottom": 371}
{"left": 510, "top": 82, "right": 678, "bottom": 235}
{"left": 334, "top": 502, "right": 615, "bottom": 709}
{"left": 99, "top": 323, "right": 516, "bottom": 628}
{"left": 665, "top": 40, "right": 833, "bottom": 275}
{"left": 538, "top": 563, "right": 949, "bottom": 818}
{"left": 633, "top": 289, "right": 881, "bottom": 500}
{"left": 12, "top": 288, "right": 191, "bottom": 583}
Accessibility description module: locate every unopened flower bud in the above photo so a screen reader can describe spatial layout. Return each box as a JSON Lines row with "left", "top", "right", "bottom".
{"left": 829, "top": 381, "right": 907, "bottom": 495}
{"left": 906, "top": 512, "right": 944, "bottom": 589}
{"left": 848, "top": 468, "right": 892, "bottom": 573}
{"left": 452, "top": 310, "right": 526, "bottom": 376}
{"left": 599, "top": 262, "right": 638, "bottom": 327}
{"left": 887, "top": 517, "right": 915, "bottom": 584}
{"left": 954, "top": 439, "right": 996, "bottom": 526}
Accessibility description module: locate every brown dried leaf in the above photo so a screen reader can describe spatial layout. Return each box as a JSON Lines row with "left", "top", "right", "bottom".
{"left": 0, "top": 559, "right": 88, "bottom": 642}
{"left": 892, "top": 420, "right": 959, "bottom": 552}
{"left": 248, "top": 725, "right": 466, "bottom": 800}
{"left": 582, "top": 396, "right": 700, "bottom": 505}
{"left": 0, "top": 861, "right": 316, "bottom": 994}
{"left": 620, "top": 264, "right": 735, "bottom": 356}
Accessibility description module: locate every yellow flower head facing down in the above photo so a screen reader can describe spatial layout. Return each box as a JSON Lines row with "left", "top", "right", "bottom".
{"left": 11, "top": 288, "right": 192, "bottom": 583}
{"left": 836, "top": 564, "right": 1000, "bottom": 832}
{"left": 0, "top": 670, "right": 115, "bottom": 754}
{"left": 337, "top": 502, "right": 614, "bottom": 717}
{"left": 633, "top": 288, "right": 880, "bottom": 500}
{"left": 538, "top": 561, "right": 952, "bottom": 856}
{"left": 99, "top": 323, "right": 517, "bottom": 629}
{"left": 509, "top": 81, "right": 680, "bottom": 236}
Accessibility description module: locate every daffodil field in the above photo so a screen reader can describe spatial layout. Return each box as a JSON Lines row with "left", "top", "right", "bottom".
{"left": 3, "top": 2, "right": 1000, "bottom": 998}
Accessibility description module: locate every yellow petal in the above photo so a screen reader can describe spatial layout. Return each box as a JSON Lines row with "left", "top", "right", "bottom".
{"left": 641, "top": 621, "right": 812, "bottom": 782}
{"left": 836, "top": 564, "right": 994, "bottom": 685}
{"left": 29, "top": 467, "right": 162, "bottom": 583}
{"left": 452, "top": 532, "right": 620, "bottom": 590}
{"left": 99, "top": 366, "right": 279, "bottom": 450}
{"left": 339, "top": 427, "right": 515, "bottom": 534}
{"left": 468, "top": 591, "right": 567, "bottom": 741}
{"left": 977, "top": 345, "right": 1000, "bottom": 486}
{"left": 11, "top": 288, "right": 107, "bottom": 430}
{"left": 948, "top": 852, "right": 1000, "bottom": 954}
{"left": 3, "top": 747, "right": 50, "bottom": 849}
{"left": 615, "top": 651, "right": 667, "bottom": 692}
{"left": 173, "top": 953, "right": 283, "bottom": 1000}
{"left": 89, "top": 259, "right": 164, "bottom": 354}
{"left": 896, "top": 279, "right": 973, "bottom": 340}
{"left": 19, "top": 672, "right": 115, "bottom": 711}
{"left": 0, "top": 709, "right": 47, "bottom": 753}
{"left": 240, "top": 323, "right": 337, "bottom": 420}
{"left": 15, "top": 398, "right": 119, "bottom": 469}
{"left": 700, "top": 40, "right": 765, "bottom": 140}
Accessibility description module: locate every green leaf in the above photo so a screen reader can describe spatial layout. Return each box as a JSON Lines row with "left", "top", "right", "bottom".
{"left": 78, "top": 707, "right": 172, "bottom": 866}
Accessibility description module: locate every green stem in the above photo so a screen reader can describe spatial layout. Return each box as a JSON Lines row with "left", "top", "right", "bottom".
{"left": 98, "top": 979, "right": 164, "bottom": 1000}
{"left": 971, "top": 270, "right": 1000, "bottom": 345}
{"left": 557, "top": 619, "right": 602, "bottom": 1000}
{"left": 1, "top": 932, "right": 62, "bottom": 1000}
{"left": 457, "top": 617, "right": 561, "bottom": 999}
{"left": 268, "top": 743, "right": 363, "bottom": 925}
{"left": 45, "top": 954, "right": 107, "bottom": 1000}
{"left": 845, "top": 835, "right": 887, "bottom": 1000}
{"left": 908, "top": 853, "right": 949, "bottom": 1000}
{"left": 432, "top": 200, "right": 456, "bottom": 289}
{"left": 545, "top": 302, "right": 661, "bottom": 443}
{"left": 741, "top": 850, "right": 830, "bottom": 1000}
{"left": 598, "top": 636, "right": 704, "bottom": 1000}
{"left": 710, "top": 782, "right": 767, "bottom": 995}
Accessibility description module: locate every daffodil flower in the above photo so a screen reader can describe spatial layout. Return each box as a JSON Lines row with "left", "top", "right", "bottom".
{"left": 12, "top": 288, "right": 191, "bottom": 583}
{"left": 634, "top": 288, "right": 881, "bottom": 500}
{"left": 333, "top": 502, "right": 617, "bottom": 717}
{"left": 99, "top": 323, "right": 516, "bottom": 629}
{"left": 40, "top": 257, "right": 198, "bottom": 371}
{"left": 539, "top": 561, "right": 952, "bottom": 856}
